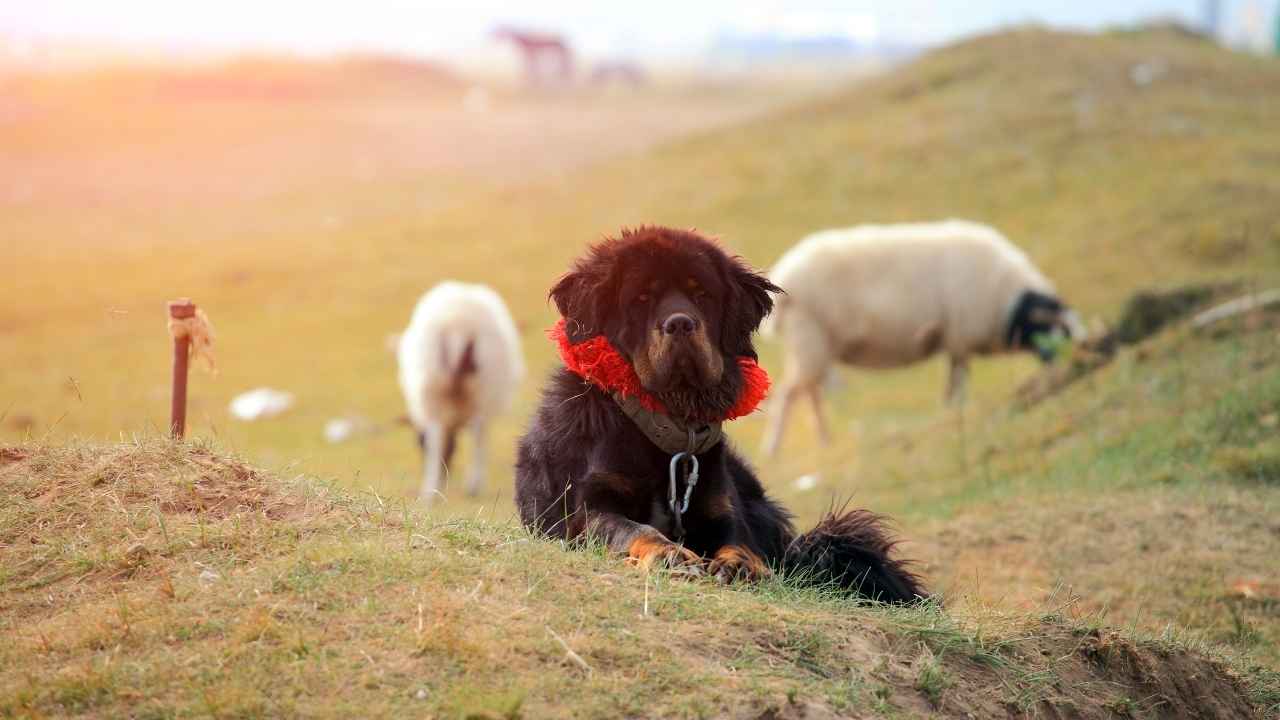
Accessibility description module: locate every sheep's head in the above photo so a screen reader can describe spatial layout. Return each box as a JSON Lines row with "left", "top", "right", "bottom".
{"left": 1007, "top": 290, "right": 1082, "bottom": 362}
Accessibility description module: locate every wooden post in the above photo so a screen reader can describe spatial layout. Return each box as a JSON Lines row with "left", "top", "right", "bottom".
{"left": 168, "top": 299, "right": 195, "bottom": 438}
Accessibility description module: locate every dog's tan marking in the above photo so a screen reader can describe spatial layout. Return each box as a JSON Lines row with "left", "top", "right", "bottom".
{"left": 708, "top": 544, "right": 770, "bottom": 582}
{"left": 627, "top": 534, "right": 702, "bottom": 571}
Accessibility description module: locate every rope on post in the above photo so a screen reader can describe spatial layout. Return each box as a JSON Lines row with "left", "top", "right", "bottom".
{"left": 167, "top": 299, "right": 216, "bottom": 439}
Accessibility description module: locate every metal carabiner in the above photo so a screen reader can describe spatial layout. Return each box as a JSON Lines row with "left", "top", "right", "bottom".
{"left": 667, "top": 451, "right": 700, "bottom": 515}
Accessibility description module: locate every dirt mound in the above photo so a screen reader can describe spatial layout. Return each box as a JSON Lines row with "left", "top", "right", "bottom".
{"left": 882, "top": 616, "right": 1262, "bottom": 719}
{"left": 1113, "top": 282, "right": 1241, "bottom": 344}
{"left": 0, "top": 440, "right": 352, "bottom": 610}
{"left": 1057, "top": 629, "right": 1253, "bottom": 718}
{"left": 1, "top": 442, "right": 312, "bottom": 521}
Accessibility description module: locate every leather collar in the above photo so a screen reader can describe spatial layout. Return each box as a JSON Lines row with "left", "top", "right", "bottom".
{"left": 612, "top": 392, "right": 723, "bottom": 455}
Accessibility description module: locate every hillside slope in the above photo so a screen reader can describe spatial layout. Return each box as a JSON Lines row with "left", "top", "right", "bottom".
{"left": 0, "top": 439, "right": 1273, "bottom": 718}
{"left": 3, "top": 28, "right": 1280, "bottom": 714}
{"left": 2, "top": 28, "right": 1276, "bottom": 487}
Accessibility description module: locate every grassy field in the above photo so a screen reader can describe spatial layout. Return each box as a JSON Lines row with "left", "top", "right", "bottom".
{"left": 1, "top": 438, "right": 1274, "bottom": 718}
{"left": 3, "top": 27, "right": 1280, "bottom": 717}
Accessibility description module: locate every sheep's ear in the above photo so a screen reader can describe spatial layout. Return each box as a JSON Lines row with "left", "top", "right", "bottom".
{"left": 722, "top": 259, "right": 781, "bottom": 359}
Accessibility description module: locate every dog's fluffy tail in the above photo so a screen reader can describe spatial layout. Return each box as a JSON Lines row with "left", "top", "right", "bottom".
{"left": 782, "top": 508, "right": 924, "bottom": 604}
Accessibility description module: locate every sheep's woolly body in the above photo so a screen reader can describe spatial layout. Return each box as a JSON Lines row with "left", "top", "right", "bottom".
{"left": 768, "top": 219, "right": 1055, "bottom": 366}
{"left": 398, "top": 282, "right": 524, "bottom": 430}
{"left": 397, "top": 281, "right": 524, "bottom": 500}
{"left": 761, "top": 220, "right": 1069, "bottom": 457}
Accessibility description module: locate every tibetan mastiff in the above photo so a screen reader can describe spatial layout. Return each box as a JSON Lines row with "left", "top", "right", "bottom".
{"left": 514, "top": 226, "right": 922, "bottom": 601}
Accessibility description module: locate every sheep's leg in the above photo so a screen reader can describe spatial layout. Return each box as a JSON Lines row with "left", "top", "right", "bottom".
{"left": 806, "top": 384, "right": 831, "bottom": 446}
{"left": 762, "top": 308, "right": 833, "bottom": 458}
{"left": 420, "top": 421, "right": 447, "bottom": 503}
{"left": 762, "top": 381, "right": 801, "bottom": 458}
{"left": 442, "top": 427, "right": 459, "bottom": 468}
{"left": 464, "top": 420, "right": 487, "bottom": 497}
{"left": 945, "top": 356, "right": 969, "bottom": 407}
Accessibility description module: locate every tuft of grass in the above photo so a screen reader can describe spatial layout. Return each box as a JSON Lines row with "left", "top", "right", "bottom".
{"left": 913, "top": 649, "right": 952, "bottom": 709}
{"left": 1246, "top": 665, "right": 1280, "bottom": 716}
{"left": 1213, "top": 442, "right": 1280, "bottom": 485}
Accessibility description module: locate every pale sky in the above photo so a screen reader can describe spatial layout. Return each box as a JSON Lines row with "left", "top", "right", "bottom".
{"left": 2, "top": 1, "right": 1268, "bottom": 60}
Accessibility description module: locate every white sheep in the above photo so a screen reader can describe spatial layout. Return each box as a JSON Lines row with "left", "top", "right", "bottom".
{"left": 397, "top": 281, "right": 524, "bottom": 501}
{"left": 761, "top": 220, "right": 1082, "bottom": 457}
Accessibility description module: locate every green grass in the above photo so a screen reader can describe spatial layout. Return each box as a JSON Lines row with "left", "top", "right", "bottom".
{"left": 1, "top": 438, "right": 1274, "bottom": 718}
{"left": 4, "top": 26, "right": 1280, "bottom": 717}
{"left": 4, "top": 27, "right": 1278, "bottom": 497}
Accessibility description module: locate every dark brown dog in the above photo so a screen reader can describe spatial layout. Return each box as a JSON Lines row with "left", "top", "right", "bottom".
{"left": 515, "top": 226, "right": 922, "bottom": 599}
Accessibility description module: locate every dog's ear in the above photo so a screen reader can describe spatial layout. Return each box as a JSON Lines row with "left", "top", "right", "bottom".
{"left": 721, "top": 258, "right": 781, "bottom": 359}
{"left": 549, "top": 270, "right": 587, "bottom": 319}
{"left": 549, "top": 260, "right": 616, "bottom": 340}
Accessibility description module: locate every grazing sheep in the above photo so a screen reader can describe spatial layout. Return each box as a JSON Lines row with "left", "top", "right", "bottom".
{"left": 762, "top": 220, "right": 1082, "bottom": 457}
{"left": 397, "top": 281, "right": 524, "bottom": 502}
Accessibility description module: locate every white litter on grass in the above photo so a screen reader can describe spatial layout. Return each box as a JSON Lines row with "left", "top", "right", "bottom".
{"left": 1130, "top": 59, "right": 1167, "bottom": 87}
{"left": 323, "top": 416, "right": 375, "bottom": 444}
{"left": 229, "top": 388, "right": 295, "bottom": 421}
{"left": 792, "top": 474, "right": 819, "bottom": 492}
{"left": 324, "top": 418, "right": 356, "bottom": 443}
{"left": 198, "top": 568, "right": 220, "bottom": 584}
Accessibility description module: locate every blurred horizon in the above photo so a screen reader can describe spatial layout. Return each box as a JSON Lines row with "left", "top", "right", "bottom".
{"left": 3, "top": 0, "right": 1277, "bottom": 73}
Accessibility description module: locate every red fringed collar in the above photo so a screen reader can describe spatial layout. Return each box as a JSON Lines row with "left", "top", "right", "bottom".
{"left": 548, "top": 318, "right": 769, "bottom": 421}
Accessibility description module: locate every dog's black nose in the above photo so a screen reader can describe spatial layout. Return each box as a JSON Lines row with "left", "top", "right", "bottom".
{"left": 662, "top": 313, "right": 697, "bottom": 336}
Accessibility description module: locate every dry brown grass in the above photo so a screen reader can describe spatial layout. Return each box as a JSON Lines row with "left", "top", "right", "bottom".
{"left": 2, "top": 438, "right": 1273, "bottom": 718}
{"left": 4, "top": 27, "right": 1280, "bottom": 717}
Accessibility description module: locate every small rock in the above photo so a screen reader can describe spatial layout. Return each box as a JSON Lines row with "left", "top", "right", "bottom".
{"left": 414, "top": 689, "right": 429, "bottom": 701}
{"left": 198, "top": 568, "right": 221, "bottom": 585}
{"left": 1130, "top": 59, "right": 1167, "bottom": 87}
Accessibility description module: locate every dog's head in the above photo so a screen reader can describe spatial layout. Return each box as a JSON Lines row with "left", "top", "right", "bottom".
{"left": 551, "top": 227, "right": 780, "bottom": 421}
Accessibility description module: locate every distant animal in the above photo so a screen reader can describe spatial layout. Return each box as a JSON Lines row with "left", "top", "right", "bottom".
{"left": 590, "top": 61, "right": 646, "bottom": 87}
{"left": 397, "top": 281, "right": 524, "bottom": 502}
{"left": 514, "top": 226, "right": 923, "bottom": 601}
{"left": 762, "top": 219, "right": 1083, "bottom": 457}
{"left": 492, "top": 27, "right": 574, "bottom": 86}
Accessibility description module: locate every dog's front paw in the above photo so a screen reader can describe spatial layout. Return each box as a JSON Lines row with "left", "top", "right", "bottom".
{"left": 708, "top": 545, "right": 771, "bottom": 583}
{"left": 627, "top": 535, "right": 704, "bottom": 575}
